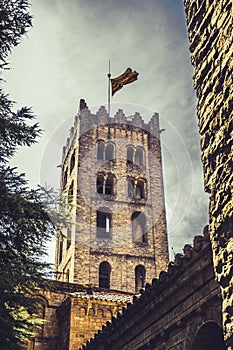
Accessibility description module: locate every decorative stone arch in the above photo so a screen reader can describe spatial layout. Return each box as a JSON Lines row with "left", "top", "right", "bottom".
{"left": 88, "top": 308, "right": 95, "bottom": 316}
{"left": 79, "top": 307, "right": 87, "bottom": 316}
{"left": 190, "top": 321, "right": 226, "bottom": 350}
{"left": 135, "top": 264, "right": 146, "bottom": 293}
{"left": 105, "top": 309, "right": 113, "bottom": 319}
{"left": 185, "top": 307, "right": 225, "bottom": 350}
{"left": 99, "top": 261, "right": 111, "bottom": 289}
{"left": 97, "top": 308, "right": 104, "bottom": 317}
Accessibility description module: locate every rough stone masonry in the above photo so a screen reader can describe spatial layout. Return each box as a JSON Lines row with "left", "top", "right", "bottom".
{"left": 183, "top": 0, "right": 233, "bottom": 347}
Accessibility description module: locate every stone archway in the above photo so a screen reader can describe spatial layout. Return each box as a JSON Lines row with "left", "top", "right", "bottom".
{"left": 191, "top": 322, "right": 226, "bottom": 350}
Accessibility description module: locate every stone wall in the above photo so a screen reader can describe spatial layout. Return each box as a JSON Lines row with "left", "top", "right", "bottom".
{"left": 81, "top": 231, "right": 225, "bottom": 350}
{"left": 183, "top": 0, "right": 233, "bottom": 346}
{"left": 28, "top": 281, "right": 132, "bottom": 350}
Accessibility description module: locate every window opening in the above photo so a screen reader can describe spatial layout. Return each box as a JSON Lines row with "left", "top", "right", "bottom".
{"left": 135, "top": 265, "right": 146, "bottom": 293}
{"left": 96, "top": 208, "right": 112, "bottom": 238}
{"left": 97, "top": 141, "right": 105, "bottom": 160}
{"left": 135, "top": 180, "right": 145, "bottom": 199}
{"left": 131, "top": 211, "right": 147, "bottom": 243}
{"left": 105, "top": 174, "right": 114, "bottom": 195}
{"left": 105, "top": 143, "right": 114, "bottom": 161}
{"left": 135, "top": 148, "right": 144, "bottom": 166}
{"left": 127, "top": 178, "right": 134, "bottom": 198}
{"left": 127, "top": 146, "right": 134, "bottom": 164}
{"left": 96, "top": 174, "right": 104, "bottom": 194}
{"left": 99, "top": 262, "right": 111, "bottom": 289}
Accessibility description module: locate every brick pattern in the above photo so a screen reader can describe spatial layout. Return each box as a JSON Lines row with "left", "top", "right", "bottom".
{"left": 55, "top": 102, "right": 169, "bottom": 293}
{"left": 183, "top": 0, "right": 233, "bottom": 346}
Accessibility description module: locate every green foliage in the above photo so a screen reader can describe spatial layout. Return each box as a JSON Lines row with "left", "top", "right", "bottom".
{"left": 0, "top": 0, "right": 56, "bottom": 348}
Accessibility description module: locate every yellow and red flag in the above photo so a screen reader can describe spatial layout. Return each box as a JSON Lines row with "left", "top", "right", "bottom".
{"left": 111, "top": 67, "right": 139, "bottom": 96}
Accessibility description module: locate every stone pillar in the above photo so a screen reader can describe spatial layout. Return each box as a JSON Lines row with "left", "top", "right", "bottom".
{"left": 183, "top": 0, "right": 232, "bottom": 347}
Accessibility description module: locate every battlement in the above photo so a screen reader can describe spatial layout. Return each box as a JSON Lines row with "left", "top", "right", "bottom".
{"left": 62, "top": 99, "right": 160, "bottom": 163}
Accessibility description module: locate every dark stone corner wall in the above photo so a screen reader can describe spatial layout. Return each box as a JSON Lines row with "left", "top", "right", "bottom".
{"left": 183, "top": 0, "right": 232, "bottom": 347}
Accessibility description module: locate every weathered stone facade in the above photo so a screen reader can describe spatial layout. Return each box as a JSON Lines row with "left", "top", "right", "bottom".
{"left": 55, "top": 100, "right": 169, "bottom": 294}
{"left": 30, "top": 1, "right": 233, "bottom": 346}
{"left": 28, "top": 281, "right": 133, "bottom": 350}
{"left": 81, "top": 230, "right": 226, "bottom": 350}
{"left": 183, "top": 0, "right": 233, "bottom": 346}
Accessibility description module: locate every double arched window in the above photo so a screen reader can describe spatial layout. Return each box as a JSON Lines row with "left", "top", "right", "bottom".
{"left": 127, "top": 178, "right": 147, "bottom": 200}
{"left": 126, "top": 146, "right": 145, "bottom": 167}
{"left": 135, "top": 265, "right": 146, "bottom": 293}
{"left": 97, "top": 141, "right": 115, "bottom": 162}
{"left": 131, "top": 211, "right": 147, "bottom": 243}
{"left": 99, "top": 262, "right": 111, "bottom": 289}
{"left": 96, "top": 207, "right": 112, "bottom": 238}
{"left": 96, "top": 173, "right": 115, "bottom": 196}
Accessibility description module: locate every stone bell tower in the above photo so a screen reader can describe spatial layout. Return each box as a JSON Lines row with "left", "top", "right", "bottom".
{"left": 55, "top": 99, "right": 168, "bottom": 293}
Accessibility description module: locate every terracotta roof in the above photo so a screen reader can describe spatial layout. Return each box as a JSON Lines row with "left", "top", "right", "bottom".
{"left": 70, "top": 291, "right": 134, "bottom": 303}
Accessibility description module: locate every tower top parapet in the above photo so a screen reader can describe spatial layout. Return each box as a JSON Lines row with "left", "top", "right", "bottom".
{"left": 62, "top": 98, "right": 160, "bottom": 161}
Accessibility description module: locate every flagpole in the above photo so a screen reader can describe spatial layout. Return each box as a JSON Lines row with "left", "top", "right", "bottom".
{"left": 107, "top": 60, "right": 111, "bottom": 117}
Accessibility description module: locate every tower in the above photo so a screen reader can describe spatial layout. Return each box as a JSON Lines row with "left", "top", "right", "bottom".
{"left": 55, "top": 99, "right": 168, "bottom": 293}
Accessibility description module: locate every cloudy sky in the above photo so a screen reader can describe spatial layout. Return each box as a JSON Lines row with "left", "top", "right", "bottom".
{"left": 4, "top": 0, "right": 209, "bottom": 263}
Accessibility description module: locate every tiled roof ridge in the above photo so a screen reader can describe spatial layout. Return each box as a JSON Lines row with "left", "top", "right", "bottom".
{"left": 80, "top": 227, "right": 210, "bottom": 350}
{"left": 69, "top": 291, "right": 134, "bottom": 303}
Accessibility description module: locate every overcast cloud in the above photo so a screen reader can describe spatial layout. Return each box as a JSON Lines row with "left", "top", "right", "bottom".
{"left": 4, "top": 0, "right": 209, "bottom": 263}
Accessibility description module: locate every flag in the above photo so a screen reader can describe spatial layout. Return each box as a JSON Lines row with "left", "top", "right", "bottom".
{"left": 111, "top": 67, "right": 139, "bottom": 96}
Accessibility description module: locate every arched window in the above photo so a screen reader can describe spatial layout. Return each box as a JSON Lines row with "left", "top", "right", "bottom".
{"left": 99, "top": 262, "right": 111, "bottom": 289}
{"left": 135, "top": 148, "right": 144, "bottom": 166}
{"left": 131, "top": 211, "right": 147, "bottom": 243}
{"left": 135, "top": 179, "right": 146, "bottom": 199}
{"left": 105, "top": 143, "right": 114, "bottom": 161}
{"left": 96, "top": 174, "right": 104, "bottom": 194}
{"left": 96, "top": 207, "right": 112, "bottom": 238}
{"left": 97, "top": 141, "right": 105, "bottom": 160}
{"left": 105, "top": 174, "right": 114, "bottom": 195}
{"left": 127, "top": 178, "right": 134, "bottom": 198}
{"left": 191, "top": 322, "right": 226, "bottom": 350}
{"left": 127, "top": 146, "right": 134, "bottom": 164}
{"left": 135, "top": 265, "right": 146, "bottom": 293}
{"left": 70, "top": 150, "right": 75, "bottom": 174}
